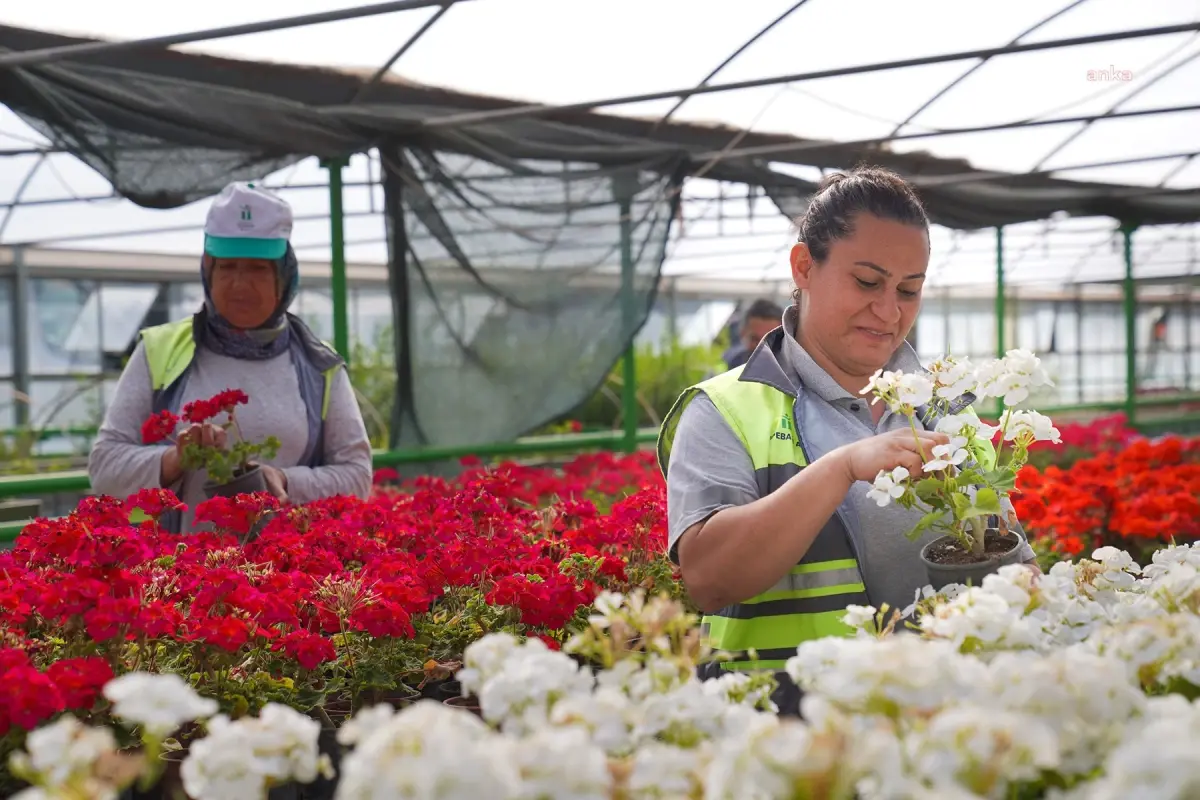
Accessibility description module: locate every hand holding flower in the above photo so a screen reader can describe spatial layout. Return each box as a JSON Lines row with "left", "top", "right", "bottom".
{"left": 142, "top": 390, "right": 280, "bottom": 489}
{"left": 861, "top": 350, "right": 1062, "bottom": 559}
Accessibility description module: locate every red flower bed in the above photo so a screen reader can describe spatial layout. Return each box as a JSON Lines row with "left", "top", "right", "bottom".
{"left": 0, "top": 451, "right": 673, "bottom": 740}
{"left": 1041, "top": 413, "right": 1140, "bottom": 453}
{"left": 1014, "top": 435, "right": 1200, "bottom": 560}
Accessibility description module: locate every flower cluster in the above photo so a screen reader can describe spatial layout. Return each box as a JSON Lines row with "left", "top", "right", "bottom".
{"left": 6, "top": 418, "right": 1199, "bottom": 797}
{"left": 0, "top": 450, "right": 678, "bottom": 794}
{"left": 140, "top": 389, "right": 278, "bottom": 485}
{"left": 863, "top": 350, "right": 1061, "bottom": 559}
{"left": 814, "top": 541, "right": 1200, "bottom": 797}
{"left": 180, "top": 703, "right": 331, "bottom": 800}
{"left": 15, "top": 550, "right": 1200, "bottom": 799}
{"left": 1016, "top": 434, "right": 1200, "bottom": 561}
{"left": 140, "top": 389, "right": 249, "bottom": 444}
{"left": 8, "top": 672, "right": 217, "bottom": 799}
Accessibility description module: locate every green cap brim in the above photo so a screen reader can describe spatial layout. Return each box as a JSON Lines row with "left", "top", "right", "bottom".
{"left": 204, "top": 234, "right": 287, "bottom": 260}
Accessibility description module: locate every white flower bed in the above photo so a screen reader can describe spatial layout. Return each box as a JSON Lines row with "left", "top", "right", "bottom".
{"left": 12, "top": 544, "right": 1200, "bottom": 800}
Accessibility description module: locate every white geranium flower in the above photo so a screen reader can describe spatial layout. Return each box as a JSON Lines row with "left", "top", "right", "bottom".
{"left": 1075, "top": 696, "right": 1200, "bottom": 799}
{"left": 896, "top": 373, "right": 935, "bottom": 409}
{"left": 935, "top": 413, "right": 1000, "bottom": 441}
{"left": 861, "top": 368, "right": 900, "bottom": 397}
{"left": 336, "top": 700, "right": 520, "bottom": 799}
{"left": 924, "top": 436, "right": 969, "bottom": 472}
{"left": 997, "top": 374, "right": 1031, "bottom": 405}
{"left": 1002, "top": 348, "right": 1053, "bottom": 388}
{"left": 843, "top": 605, "right": 879, "bottom": 630}
{"left": 335, "top": 704, "right": 396, "bottom": 747}
{"left": 627, "top": 742, "right": 709, "bottom": 799}
{"left": 985, "top": 649, "right": 1146, "bottom": 777}
{"left": 8, "top": 716, "right": 116, "bottom": 793}
{"left": 867, "top": 466, "right": 910, "bottom": 507}
{"left": 919, "top": 587, "right": 1019, "bottom": 648}
{"left": 458, "top": 632, "right": 524, "bottom": 695}
{"left": 511, "top": 727, "right": 612, "bottom": 800}
{"left": 908, "top": 707, "right": 1061, "bottom": 796}
{"left": 928, "top": 355, "right": 976, "bottom": 401}
{"left": 181, "top": 704, "right": 327, "bottom": 800}
{"left": 473, "top": 641, "right": 596, "bottom": 736}
{"left": 548, "top": 686, "right": 634, "bottom": 756}
{"left": 974, "top": 351, "right": 1053, "bottom": 407}
{"left": 594, "top": 591, "right": 626, "bottom": 618}
{"left": 999, "top": 409, "right": 1061, "bottom": 443}
{"left": 971, "top": 359, "right": 1006, "bottom": 401}
{"left": 103, "top": 672, "right": 219, "bottom": 738}
{"left": 786, "top": 636, "right": 989, "bottom": 716}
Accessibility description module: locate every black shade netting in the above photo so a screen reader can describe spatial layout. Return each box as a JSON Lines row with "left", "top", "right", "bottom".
{"left": 4, "top": 21, "right": 1200, "bottom": 226}
{"left": 3, "top": 63, "right": 327, "bottom": 207}
{"left": 381, "top": 144, "right": 687, "bottom": 451}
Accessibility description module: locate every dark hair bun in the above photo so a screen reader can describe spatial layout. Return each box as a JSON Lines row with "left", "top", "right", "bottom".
{"left": 796, "top": 166, "right": 928, "bottom": 263}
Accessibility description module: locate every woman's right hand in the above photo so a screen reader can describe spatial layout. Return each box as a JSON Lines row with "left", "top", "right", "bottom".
{"left": 159, "top": 423, "right": 227, "bottom": 486}
{"left": 833, "top": 428, "right": 951, "bottom": 484}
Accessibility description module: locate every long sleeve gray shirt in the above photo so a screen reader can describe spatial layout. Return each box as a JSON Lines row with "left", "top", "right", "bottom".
{"left": 89, "top": 340, "right": 374, "bottom": 531}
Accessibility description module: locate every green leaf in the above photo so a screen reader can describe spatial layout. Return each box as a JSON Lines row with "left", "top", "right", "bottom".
{"left": 907, "top": 509, "right": 945, "bottom": 541}
{"left": 128, "top": 508, "right": 151, "bottom": 524}
{"left": 989, "top": 472, "right": 1018, "bottom": 493}
{"left": 974, "top": 487, "right": 1002, "bottom": 513}
{"left": 959, "top": 507, "right": 991, "bottom": 520}
{"left": 913, "top": 478, "right": 944, "bottom": 502}
{"left": 952, "top": 468, "right": 984, "bottom": 488}
{"left": 982, "top": 467, "right": 1013, "bottom": 483}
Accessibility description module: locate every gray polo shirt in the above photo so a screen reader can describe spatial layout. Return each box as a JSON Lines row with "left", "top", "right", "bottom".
{"left": 666, "top": 307, "right": 1034, "bottom": 617}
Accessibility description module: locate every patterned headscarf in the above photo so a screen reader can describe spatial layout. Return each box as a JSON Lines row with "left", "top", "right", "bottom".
{"left": 195, "top": 244, "right": 301, "bottom": 361}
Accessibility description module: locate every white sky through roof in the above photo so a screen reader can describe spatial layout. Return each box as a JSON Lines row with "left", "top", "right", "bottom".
{"left": 1, "top": 0, "right": 1199, "bottom": 288}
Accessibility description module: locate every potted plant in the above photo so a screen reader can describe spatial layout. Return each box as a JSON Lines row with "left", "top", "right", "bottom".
{"left": 861, "top": 349, "right": 1061, "bottom": 589}
{"left": 141, "top": 389, "right": 280, "bottom": 499}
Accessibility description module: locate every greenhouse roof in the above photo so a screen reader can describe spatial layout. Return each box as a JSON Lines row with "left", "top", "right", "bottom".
{"left": 1, "top": 0, "right": 1199, "bottom": 288}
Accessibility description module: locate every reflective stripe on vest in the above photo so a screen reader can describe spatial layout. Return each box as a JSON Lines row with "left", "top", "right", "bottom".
{"left": 658, "top": 368, "right": 869, "bottom": 672}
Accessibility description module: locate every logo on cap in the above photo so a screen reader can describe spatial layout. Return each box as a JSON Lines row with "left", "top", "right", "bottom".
{"left": 238, "top": 204, "right": 254, "bottom": 231}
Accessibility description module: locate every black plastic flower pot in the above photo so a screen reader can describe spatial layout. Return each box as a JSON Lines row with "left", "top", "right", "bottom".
{"left": 920, "top": 529, "right": 1026, "bottom": 591}
{"left": 202, "top": 464, "right": 268, "bottom": 500}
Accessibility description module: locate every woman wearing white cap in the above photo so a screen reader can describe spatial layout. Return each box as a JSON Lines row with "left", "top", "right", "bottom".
{"left": 88, "top": 182, "right": 374, "bottom": 532}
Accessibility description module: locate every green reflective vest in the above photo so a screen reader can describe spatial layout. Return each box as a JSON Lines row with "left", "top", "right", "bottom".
{"left": 139, "top": 319, "right": 339, "bottom": 420}
{"left": 658, "top": 365, "right": 869, "bottom": 672}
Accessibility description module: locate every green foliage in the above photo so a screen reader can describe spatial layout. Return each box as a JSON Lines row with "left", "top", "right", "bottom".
{"left": 343, "top": 325, "right": 724, "bottom": 441}
{"left": 0, "top": 376, "right": 100, "bottom": 475}
{"left": 182, "top": 434, "right": 280, "bottom": 485}
{"left": 567, "top": 338, "right": 726, "bottom": 430}
{"left": 347, "top": 325, "right": 397, "bottom": 448}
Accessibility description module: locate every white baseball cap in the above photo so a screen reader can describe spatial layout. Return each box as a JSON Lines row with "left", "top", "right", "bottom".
{"left": 203, "top": 181, "right": 293, "bottom": 260}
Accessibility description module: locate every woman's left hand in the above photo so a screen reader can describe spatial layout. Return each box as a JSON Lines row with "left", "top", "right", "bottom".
{"left": 260, "top": 464, "right": 289, "bottom": 503}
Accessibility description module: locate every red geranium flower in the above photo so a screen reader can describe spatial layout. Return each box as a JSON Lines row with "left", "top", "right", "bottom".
{"left": 141, "top": 410, "right": 179, "bottom": 444}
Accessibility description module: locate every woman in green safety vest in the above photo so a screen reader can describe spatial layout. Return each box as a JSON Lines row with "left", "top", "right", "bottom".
{"left": 88, "top": 182, "right": 373, "bottom": 532}
{"left": 657, "top": 167, "right": 1039, "bottom": 711}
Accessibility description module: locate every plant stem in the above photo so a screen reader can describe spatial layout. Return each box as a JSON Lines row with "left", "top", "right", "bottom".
{"left": 907, "top": 415, "right": 928, "bottom": 471}
{"left": 994, "top": 410, "right": 1012, "bottom": 468}
{"left": 968, "top": 516, "right": 986, "bottom": 557}
{"left": 229, "top": 410, "right": 246, "bottom": 447}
